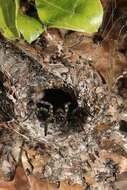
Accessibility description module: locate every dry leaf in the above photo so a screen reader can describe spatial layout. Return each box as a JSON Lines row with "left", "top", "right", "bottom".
{"left": 57, "top": 181, "right": 85, "bottom": 190}
{"left": 100, "top": 152, "right": 127, "bottom": 173}
{"left": 83, "top": 172, "right": 97, "bottom": 185}
{"left": 32, "top": 154, "right": 51, "bottom": 174}
{"left": 28, "top": 175, "right": 86, "bottom": 190}
{"left": 0, "top": 167, "right": 29, "bottom": 190}
{"left": 26, "top": 149, "right": 37, "bottom": 158}
{"left": 70, "top": 34, "right": 127, "bottom": 88}
{"left": 0, "top": 168, "right": 86, "bottom": 190}
{"left": 100, "top": 0, "right": 127, "bottom": 40}
{"left": 21, "top": 151, "right": 33, "bottom": 174}
{"left": 95, "top": 124, "right": 111, "bottom": 131}
{"left": 27, "top": 174, "right": 56, "bottom": 190}
{"left": 113, "top": 180, "right": 127, "bottom": 190}
{"left": 113, "top": 173, "right": 127, "bottom": 190}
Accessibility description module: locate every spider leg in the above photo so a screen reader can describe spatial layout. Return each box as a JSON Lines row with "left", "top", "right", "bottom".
{"left": 48, "top": 103, "right": 53, "bottom": 117}
{"left": 43, "top": 114, "right": 54, "bottom": 136}
{"left": 37, "top": 100, "right": 53, "bottom": 136}
{"left": 44, "top": 122, "right": 48, "bottom": 136}
{"left": 40, "top": 121, "right": 48, "bottom": 136}
{"left": 36, "top": 100, "right": 53, "bottom": 108}
{"left": 64, "top": 102, "right": 71, "bottom": 116}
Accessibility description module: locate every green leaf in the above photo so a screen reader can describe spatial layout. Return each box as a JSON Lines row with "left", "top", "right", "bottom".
{"left": 15, "top": 0, "right": 44, "bottom": 43}
{"left": 0, "top": 0, "right": 19, "bottom": 39}
{"left": 36, "top": 0, "right": 103, "bottom": 33}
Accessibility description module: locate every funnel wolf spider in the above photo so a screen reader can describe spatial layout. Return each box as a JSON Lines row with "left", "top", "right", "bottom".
{"left": 26, "top": 88, "right": 88, "bottom": 136}
{"left": 35, "top": 100, "right": 72, "bottom": 136}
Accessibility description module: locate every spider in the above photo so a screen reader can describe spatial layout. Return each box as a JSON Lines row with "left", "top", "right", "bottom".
{"left": 26, "top": 88, "right": 89, "bottom": 136}
{"left": 35, "top": 100, "right": 72, "bottom": 136}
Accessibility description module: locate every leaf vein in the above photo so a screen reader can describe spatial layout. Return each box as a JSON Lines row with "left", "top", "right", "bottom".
{"left": 41, "top": 0, "right": 70, "bottom": 14}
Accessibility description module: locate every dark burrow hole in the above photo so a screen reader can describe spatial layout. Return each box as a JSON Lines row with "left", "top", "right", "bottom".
{"left": 43, "top": 88, "right": 78, "bottom": 111}
{"left": 119, "top": 120, "right": 127, "bottom": 132}
{"left": 35, "top": 88, "right": 88, "bottom": 135}
{"left": 36, "top": 88, "right": 78, "bottom": 120}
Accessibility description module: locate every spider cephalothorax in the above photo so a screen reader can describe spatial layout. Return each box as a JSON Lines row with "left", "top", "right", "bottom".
{"left": 35, "top": 100, "right": 72, "bottom": 136}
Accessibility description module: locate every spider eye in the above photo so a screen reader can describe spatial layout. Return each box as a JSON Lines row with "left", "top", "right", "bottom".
{"left": 56, "top": 116, "right": 65, "bottom": 123}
